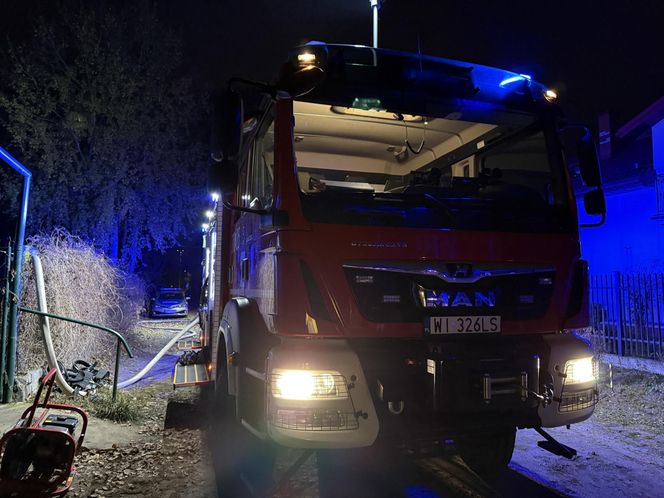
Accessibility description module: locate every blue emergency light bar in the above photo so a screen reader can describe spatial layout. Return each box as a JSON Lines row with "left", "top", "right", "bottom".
{"left": 288, "top": 42, "right": 556, "bottom": 111}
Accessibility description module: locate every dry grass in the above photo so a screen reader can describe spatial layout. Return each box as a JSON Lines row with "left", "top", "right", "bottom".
{"left": 82, "top": 387, "right": 142, "bottom": 423}
{"left": 18, "top": 228, "right": 144, "bottom": 372}
{"left": 594, "top": 363, "right": 664, "bottom": 433}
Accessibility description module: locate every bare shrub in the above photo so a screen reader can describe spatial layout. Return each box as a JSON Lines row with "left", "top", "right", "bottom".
{"left": 18, "top": 228, "right": 143, "bottom": 372}
{"left": 112, "top": 272, "right": 145, "bottom": 336}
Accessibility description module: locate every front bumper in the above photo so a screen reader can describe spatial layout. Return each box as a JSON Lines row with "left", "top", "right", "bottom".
{"left": 264, "top": 333, "right": 597, "bottom": 448}
{"left": 152, "top": 307, "right": 188, "bottom": 316}
{"left": 538, "top": 333, "right": 598, "bottom": 427}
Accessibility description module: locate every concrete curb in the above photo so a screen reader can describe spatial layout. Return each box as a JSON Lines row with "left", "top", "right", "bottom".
{"left": 15, "top": 368, "right": 44, "bottom": 401}
{"left": 600, "top": 354, "right": 664, "bottom": 376}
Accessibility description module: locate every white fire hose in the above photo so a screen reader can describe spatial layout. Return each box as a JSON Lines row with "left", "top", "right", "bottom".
{"left": 117, "top": 317, "right": 198, "bottom": 388}
{"left": 31, "top": 249, "right": 75, "bottom": 395}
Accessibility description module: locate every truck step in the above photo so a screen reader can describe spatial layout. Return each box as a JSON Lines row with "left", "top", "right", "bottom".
{"left": 177, "top": 339, "right": 202, "bottom": 351}
{"left": 173, "top": 362, "right": 211, "bottom": 388}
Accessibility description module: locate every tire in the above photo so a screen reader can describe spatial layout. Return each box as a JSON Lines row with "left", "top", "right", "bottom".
{"left": 455, "top": 426, "right": 516, "bottom": 480}
{"left": 211, "top": 352, "right": 274, "bottom": 497}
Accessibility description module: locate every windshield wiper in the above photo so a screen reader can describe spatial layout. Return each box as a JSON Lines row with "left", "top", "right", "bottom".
{"left": 307, "top": 188, "right": 456, "bottom": 223}
{"left": 373, "top": 191, "right": 456, "bottom": 224}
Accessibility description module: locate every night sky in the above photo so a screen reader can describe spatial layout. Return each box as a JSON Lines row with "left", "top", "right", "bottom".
{"left": 170, "top": 0, "right": 663, "bottom": 129}
{"left": 3, "top": 0, "right": 663, "bottom": 131}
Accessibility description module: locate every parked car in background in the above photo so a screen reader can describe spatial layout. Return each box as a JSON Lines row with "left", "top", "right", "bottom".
{"left": 148, "top": 287, "right": 189, "bottom": 318}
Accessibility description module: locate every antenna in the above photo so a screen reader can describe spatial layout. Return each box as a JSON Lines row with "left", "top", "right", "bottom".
{"left": 370, "top": 0, "right": 381, "bottom": 48}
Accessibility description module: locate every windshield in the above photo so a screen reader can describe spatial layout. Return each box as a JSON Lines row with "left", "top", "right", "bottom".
{"left": 293, "top": 99, "right": 573, "bottom": 232}
{"left": 159, "top": 292, "right": 184, "bottom": 300}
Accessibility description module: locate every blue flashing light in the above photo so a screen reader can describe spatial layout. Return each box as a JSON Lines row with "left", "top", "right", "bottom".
{"left": 211, "top": 192, "right": 220, "bottom": 202}
{"left": 404, "top": 485, "right": 441, "bottom": 498}
{"left": 499, "top": 74, "right": 531, "bottom": 88}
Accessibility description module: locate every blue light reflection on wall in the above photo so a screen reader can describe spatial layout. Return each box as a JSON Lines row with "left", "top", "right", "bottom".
{"left": 577, "top": 187, "right": 664, "bottom": 275}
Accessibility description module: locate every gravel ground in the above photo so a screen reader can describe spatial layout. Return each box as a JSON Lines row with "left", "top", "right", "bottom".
{"left": 70, "top": 383, "right": 216, "bottom": 498}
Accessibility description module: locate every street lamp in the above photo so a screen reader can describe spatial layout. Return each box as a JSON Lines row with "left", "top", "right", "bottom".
{"left": 370, "top": 0, "right": 381, "bottom": 48}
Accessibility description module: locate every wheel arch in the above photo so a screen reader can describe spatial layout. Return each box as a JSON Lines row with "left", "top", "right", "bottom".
{"left": 216, "top": 297, "right": 279, "bottom": 396}
{"left": 216, "top": 297, "right": 250, "bottom": 397}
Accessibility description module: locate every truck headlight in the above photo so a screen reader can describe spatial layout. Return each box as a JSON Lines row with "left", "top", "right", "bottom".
{"left": 271, "top": 369, "right": 348, "bottom": 400}
{"left": 564, "top": 357, "right": 597, "bottom": 385}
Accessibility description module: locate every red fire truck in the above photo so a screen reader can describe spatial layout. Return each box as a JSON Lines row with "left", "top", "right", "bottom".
{"left": 189, "top": 42, "right": 605, "bottom": 489}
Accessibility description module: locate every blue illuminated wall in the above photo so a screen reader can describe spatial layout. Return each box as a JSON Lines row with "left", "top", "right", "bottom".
{"left": 578, "top": 187, "right": 664, "bottom": 275}
{"left": 577, "top": 116, "right": 664, "bottom": 275}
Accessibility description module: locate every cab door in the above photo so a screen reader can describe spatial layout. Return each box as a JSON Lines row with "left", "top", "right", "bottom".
{"left": 230, "top": 109, "right": 276, "bottom": 314}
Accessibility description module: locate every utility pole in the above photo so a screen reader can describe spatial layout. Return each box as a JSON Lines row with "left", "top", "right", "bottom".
{"left": 177, "top": 249, "right": 184, "bottom": 288}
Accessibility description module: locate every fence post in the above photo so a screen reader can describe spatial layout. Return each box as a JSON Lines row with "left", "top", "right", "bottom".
{"left": 113, "top": 339, "right": 121, "bottom": 401}
{"left": 0, "top": 243, "right": 13, "bottom": 402}
{"left": 614, "top": 271, "right": 624, "bottom": 356}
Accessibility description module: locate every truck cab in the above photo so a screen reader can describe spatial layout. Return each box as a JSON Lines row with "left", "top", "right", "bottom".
{"left": 201, "top": 43, "right": 604, "bottom": 479}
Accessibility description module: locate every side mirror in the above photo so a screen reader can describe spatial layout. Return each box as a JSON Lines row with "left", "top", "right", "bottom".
{"left": 208, "top": 162, "right": 238, "bottom": 197}
{"left": 217, "top": 89, "right": 243, "bottom": 160}
{"left": 580, "top": 188, "right": 606, "bottom": 228}
{"left": 576, "top": 130, "right": 602, "bottom": 188}
{"left": 584, "top": 188, "right": 605, "bottom": 215}
{"left": 209, "top": 89, "right": 244, "bottom": 194}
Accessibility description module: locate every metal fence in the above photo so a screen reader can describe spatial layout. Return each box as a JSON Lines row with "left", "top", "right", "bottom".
{"left": 590, "top": 273, "right": 664, "bottom": 359}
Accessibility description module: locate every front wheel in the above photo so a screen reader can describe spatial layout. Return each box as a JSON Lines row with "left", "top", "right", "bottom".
{"left": 455, "top": 427, "right": 516, "bottom": 480}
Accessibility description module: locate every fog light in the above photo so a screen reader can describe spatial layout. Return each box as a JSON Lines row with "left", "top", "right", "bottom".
{"left": 564, "top": 357, "right": 596, "bottom": 385}
{"left": 271, "top": 369, "right": 348, "bottom": 400}
{"left": 272, "top": 408, "right": 359, "bottom": 431}
{"left": 355, "top": 275, "right": 374, "bottom": 284}
{"left": 559, "top": 387, "right": 597, "bottom": 412}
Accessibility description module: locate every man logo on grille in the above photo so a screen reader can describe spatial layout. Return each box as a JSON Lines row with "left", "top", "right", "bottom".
{"left": 420, "top": 289, "right": 496, "bottom": 308}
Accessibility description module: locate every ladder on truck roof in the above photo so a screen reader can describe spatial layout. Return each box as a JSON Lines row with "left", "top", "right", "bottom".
{"left": 172, "top": 338, "right": 211, "bottom": 389}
